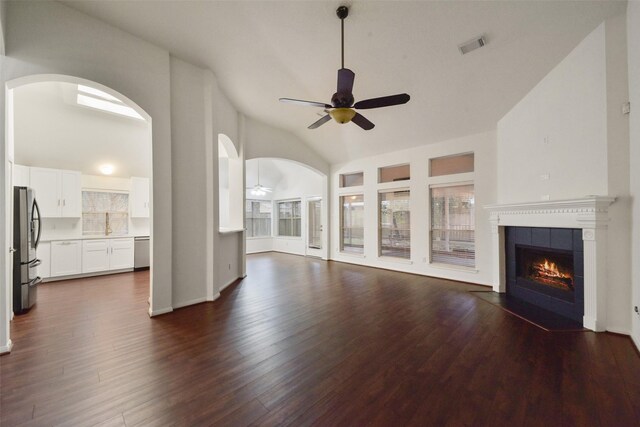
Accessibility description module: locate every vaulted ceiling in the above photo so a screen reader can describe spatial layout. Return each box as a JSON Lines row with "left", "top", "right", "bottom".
{"left": 63, "top": 1, "right": 625, "bottom": 164}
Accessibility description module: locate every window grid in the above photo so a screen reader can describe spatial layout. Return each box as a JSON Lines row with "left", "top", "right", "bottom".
{"left": 245, "top": 200, "right": 272, "bottom": 238}
{"left": 340, "top": 195, "right": 364, "bottom": 254}
{"left": 379, "top": 190, "right": 410, "bottom": 259}
{"left": 277, "top": 200, "right": 301, "bottom": 237}
{"left": 430, "top": 184, "right": 475, "bottom": 267}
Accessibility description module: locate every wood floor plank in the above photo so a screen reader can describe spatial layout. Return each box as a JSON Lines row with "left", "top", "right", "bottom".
{"left": 1, "top": 253, "right": 639, "bottom": 426}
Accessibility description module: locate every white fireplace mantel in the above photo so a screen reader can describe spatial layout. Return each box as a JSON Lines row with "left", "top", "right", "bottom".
{"left": 484, "top": 196, "right": 616, "bottom": 332}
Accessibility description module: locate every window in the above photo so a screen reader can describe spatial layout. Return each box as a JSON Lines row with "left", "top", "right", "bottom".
{"left": 379, "top": 190, "right": 410, "bottom": 259}
{"left": 430, "top": 153, "right": 474, "bottom": 177}
{"left": 430, "top": 184, "right": 475, "bottom": 267}
{"left": 245, "top": 200, "right": 271, "bottom": 238}
{"left": 82, "top": 191, "right": 129, "bottom": 236}
{"left": 340, "top": 195, "right": 364, "bottom": 253}
{"left": 339, "top": 172, "right": 364, "bottom": 187}
{"left": 379, "top": 164, "right": 410, "bottom": 183}
{"left": 277, "top": 200, "right": 301, "bottom": 237}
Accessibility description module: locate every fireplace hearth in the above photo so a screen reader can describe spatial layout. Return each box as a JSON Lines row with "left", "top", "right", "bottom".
{"left": 506, "top": 227, "right": 584, "bottom": 322}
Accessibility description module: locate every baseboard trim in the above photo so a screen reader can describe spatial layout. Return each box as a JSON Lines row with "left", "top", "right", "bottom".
{"left": 607, "top": 326, "right": 631, "bottom": 336}
{"left": 172, "top": 297, "right": 207, "bottom": 309}
{"left": 44, "top": 268, "right": 135, "bottom": 283}
{"left": 328, "top": 257, "right": 493, "bottom": 288}
{"left": 148, "top": 306, "right": 173, "bottom": 317}
{"left": 208, "top": 292, "right": 221, "bottom": 302}
{"left": 220, "top": 277, "right": 242, "bottom": 292}
{"left": 0, "top": 339, "right": 13, "bottom": 355}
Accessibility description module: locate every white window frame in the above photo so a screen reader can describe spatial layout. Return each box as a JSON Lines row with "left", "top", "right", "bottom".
{"left": 428, "top": 180, "right": 476, "bottom": 270}
{"left": 245, "top": 199, "right": 272, "bottom": 239}
{"left": 378, "top": 188, "right": 411, "bottom": 261}
{"left": 276, "top": 199, "right": 302, "bottom": 238}
{"left": 339, "top": 193, "right": 365, "bottom": 255}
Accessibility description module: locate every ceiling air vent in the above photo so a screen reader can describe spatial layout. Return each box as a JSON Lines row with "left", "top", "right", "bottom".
{"left": 458, "top": 36, "right": 486, "bottom": 55}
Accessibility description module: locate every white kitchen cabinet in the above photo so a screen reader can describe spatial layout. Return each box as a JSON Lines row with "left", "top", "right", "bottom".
{"left": 82, "top": 240, "right": 110, "bottom": 273}
{"left": 50, "top": 240, "right": 82, "bottom": 277}
{"left": 109, "top": 238, "right": 135, "bottom": 270}
{"left": 61, "top": 171, "right": 81, "bottom": 217}
{"left": 82, "top": 238, "right": 133, "bottom": 273}
{"left": 30, "top": 167, "right": 61, "bottom": 217}
{"left": 30, "top": 167, "right": 81, "bottom": 218}
{"left": 130, "top": 177, "right": 150, "bottom": 218}
{"left": 13, "top": 164, "right": 30, "bottom": 187}
{"left": 37, "top": 242, "right": 51, "bottom": 279}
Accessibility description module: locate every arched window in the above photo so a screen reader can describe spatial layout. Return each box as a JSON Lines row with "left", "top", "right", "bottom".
{"left": 218, "top": 134, "right": 243, "bottom": 231}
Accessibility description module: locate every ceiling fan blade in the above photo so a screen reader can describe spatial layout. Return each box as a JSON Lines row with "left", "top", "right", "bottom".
{"left": 280, "top": 98, "right": 332, "bottom": 109}
{"left": 353, "top": 93, "right": 410, "bottom": 110}
{"left": 351, "top": 113, "right": 375, "bottom": 130}
{"left": 264, "top": 188, "right": 273, "bottom": 192}
{"left": 308, "top": 114, "right": 332, "bottom": 129}
{"left": 337, "top": 68, "right": 355, "bottom": 94}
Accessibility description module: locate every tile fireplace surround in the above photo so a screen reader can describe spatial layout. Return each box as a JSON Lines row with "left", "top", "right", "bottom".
{"left": 485, "top": 197, "right": 616, "bottom": 332}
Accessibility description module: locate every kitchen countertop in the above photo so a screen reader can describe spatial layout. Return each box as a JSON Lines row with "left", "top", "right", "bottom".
{"left": 40, "top": 235, "right": 147, "bottom": 242}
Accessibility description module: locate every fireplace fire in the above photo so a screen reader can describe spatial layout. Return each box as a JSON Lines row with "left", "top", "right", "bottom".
{"left": 515, "top": 245, "right": 575, "bottom": 298}
{"left": 528, "top": 258, "right": 574, "bottom": 291}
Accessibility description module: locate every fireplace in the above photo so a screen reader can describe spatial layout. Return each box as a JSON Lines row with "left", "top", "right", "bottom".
{"left": 487, "top": 197, "right": 615, "bottom": 331}
{"left": 516, "top": 246, "right": 574, "bottom": 300}
{"left": 505, "top": 227, "right": 584, "bottom": 322}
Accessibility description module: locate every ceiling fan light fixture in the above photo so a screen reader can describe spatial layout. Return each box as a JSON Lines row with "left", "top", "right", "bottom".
{"left": 330, "top": 108, "right": 356, "bottom": 124}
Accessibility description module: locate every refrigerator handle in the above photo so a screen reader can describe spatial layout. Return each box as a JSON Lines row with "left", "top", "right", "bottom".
{"left": 32, "top": 198, "right": 42, "bottom": 249}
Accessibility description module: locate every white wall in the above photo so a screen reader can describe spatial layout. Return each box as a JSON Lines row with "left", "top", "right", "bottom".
{"left": 169, "top": 56, "right": 208, "bottom": 308}
{"left": 0, "top": 0, "right": 6, "bottom": 55}
{"left": 604, "top": 13, "right": 631, "bottom": 334}
{"left": 497, "top": 16, "right": 632, "bottom": 334}
{"left": 330, "top": 130, "right": 497, "bottom": 286}
{"left": 628, "top": 1, "right": 640, "bottom": 348}
{"left": 497, "top": 23, "right": 608, "bottom": 203}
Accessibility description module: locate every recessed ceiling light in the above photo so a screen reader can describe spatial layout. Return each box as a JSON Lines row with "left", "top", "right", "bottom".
{"left": 99, "top": 164, "right": 114, "bottom": 175}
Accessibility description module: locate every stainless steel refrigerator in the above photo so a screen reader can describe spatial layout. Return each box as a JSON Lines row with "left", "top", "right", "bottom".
{"left": 13, "top": 186, "right": 42, "bottom": 314}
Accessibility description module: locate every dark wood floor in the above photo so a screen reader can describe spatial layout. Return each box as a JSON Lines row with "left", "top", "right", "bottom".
{"left": 2, "top": 253, "right": 640, "bottom": 426}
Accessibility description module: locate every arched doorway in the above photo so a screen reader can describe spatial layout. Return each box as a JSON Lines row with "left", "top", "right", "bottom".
{"left": 244, "top": 157, "right": 329, "bottom": 260}
{"left": 3, "top": 75, "right": 154, "bottom": 350}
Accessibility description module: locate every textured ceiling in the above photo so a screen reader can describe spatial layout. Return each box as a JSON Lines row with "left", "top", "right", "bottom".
{"left": 63, "top": 0, "right": 626, "bottom": 164}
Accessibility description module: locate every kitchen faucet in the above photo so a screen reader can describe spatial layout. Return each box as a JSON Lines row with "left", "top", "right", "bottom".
{"left": 105, "top": 212, "right": 112, "bottom": 236}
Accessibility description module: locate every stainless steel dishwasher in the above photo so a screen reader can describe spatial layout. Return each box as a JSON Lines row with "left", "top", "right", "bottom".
{"left": 134, "top": 236, "right": 150, "bottom": 270}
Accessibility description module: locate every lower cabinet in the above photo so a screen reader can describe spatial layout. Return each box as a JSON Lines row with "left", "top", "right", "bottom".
{"left": 82, "top": 238, "right": 134, "bottom": 273}
{"left": 51, "top": 240, "right": 82, "bottom": 277}
{"left": 109, "top": 238, "right": 135, "bottom": 270}
{"left": 38, "top": 242, "right": 51, "bottom": 279}
{"left": 82, "top": 240, "right": 110, "bottom": 273}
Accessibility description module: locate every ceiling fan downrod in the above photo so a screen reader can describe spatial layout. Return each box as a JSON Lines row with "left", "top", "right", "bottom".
{"left": 337, "top": 6, "right": 348, "bottom": 69}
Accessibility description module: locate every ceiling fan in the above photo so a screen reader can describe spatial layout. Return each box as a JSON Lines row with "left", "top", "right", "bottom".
{"left": 246, "top": 160, "right": 272, "bottom": 196}
{"left": 279, "top": 5, "right": 410, "bottom": 130}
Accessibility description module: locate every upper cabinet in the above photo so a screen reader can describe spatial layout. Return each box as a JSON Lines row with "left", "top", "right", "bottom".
{"left": 130, "top": 177, "right": 150, "bottom": 218}
{"left": 13, "top": 164, "right": 31, "bottom": 187}
{"left": 30, "top": 167, "right": 81, "bottom": 218}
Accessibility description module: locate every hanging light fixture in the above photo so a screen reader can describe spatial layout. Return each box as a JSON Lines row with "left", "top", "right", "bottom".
{"left": 246, "top": 160, "right": 273, "bottom": 196}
